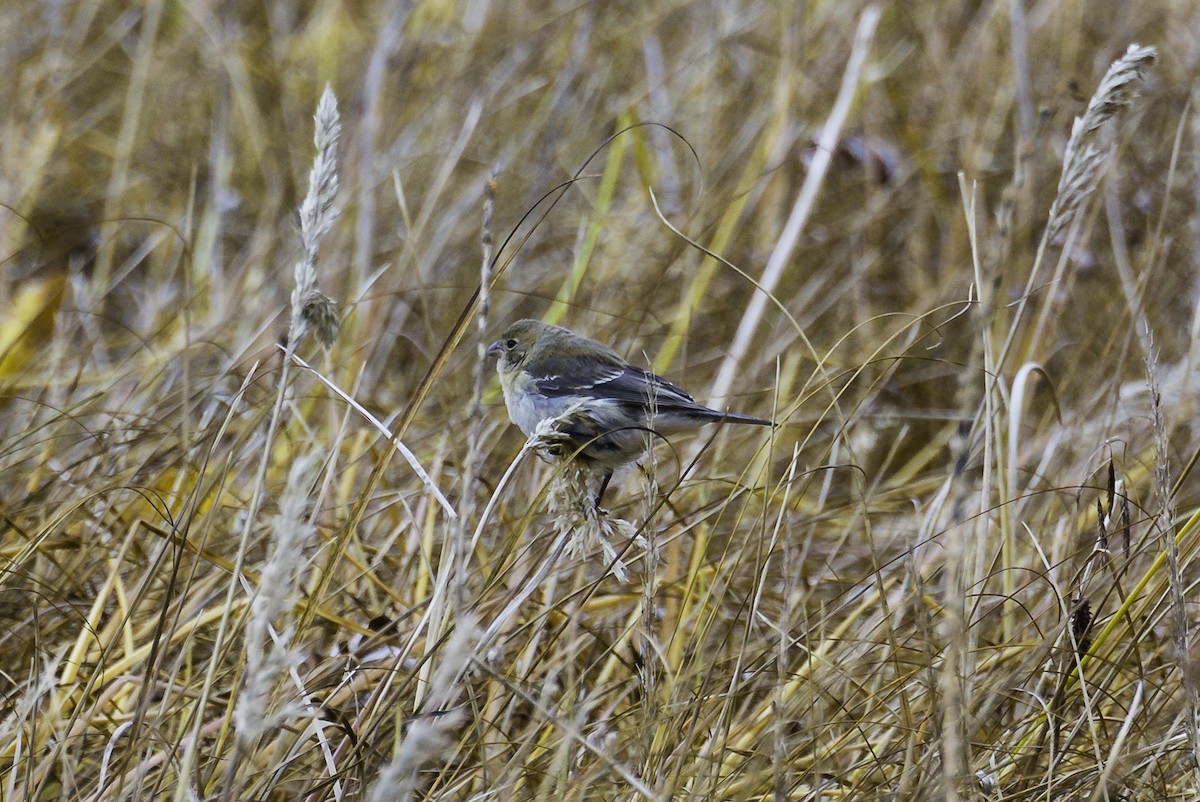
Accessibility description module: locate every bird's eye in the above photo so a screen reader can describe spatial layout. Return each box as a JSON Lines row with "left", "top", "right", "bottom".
{"left": 504, "top": 339, "right": 518, "bottom": 349}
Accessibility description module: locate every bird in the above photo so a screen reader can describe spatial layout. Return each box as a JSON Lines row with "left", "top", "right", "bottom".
{"left": 488, "top": 319, "right": 772, "bottom": 504}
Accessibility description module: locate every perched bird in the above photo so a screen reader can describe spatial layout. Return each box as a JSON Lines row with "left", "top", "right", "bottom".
{"left": 488, "top": 319, "right": 772, "bottom": 504}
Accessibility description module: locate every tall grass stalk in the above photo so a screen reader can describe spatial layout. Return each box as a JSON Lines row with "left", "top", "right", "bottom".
{"left": 1002, "top": 44, "right": 1157, "bottom": 369}
{"left": 221, "top": 85, "right": 341, "bottom": 802}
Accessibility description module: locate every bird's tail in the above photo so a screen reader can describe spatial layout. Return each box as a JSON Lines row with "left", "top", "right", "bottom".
{"left": 710, "top": 410, "right": 774, "bottom": 426}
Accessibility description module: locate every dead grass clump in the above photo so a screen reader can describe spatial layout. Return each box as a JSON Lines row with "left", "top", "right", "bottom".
{"left": 2, "top": 3, "right": 1199, "bottom": 801}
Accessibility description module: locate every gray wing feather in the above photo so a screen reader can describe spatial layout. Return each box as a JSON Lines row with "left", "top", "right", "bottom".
{"left": 535, "top": 362, "right": 718, "bottom": 416}
{"left": 530, "top": 354, "right": 771, "bottom": 426}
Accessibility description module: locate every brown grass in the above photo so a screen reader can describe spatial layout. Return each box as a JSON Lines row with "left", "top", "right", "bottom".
{"left": 2, "top": 2, "right": 1199, "bottom": 800}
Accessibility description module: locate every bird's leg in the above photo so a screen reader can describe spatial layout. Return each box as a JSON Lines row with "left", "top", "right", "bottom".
{"left": 594, "top": 469, "right": 614, "bottom": 509}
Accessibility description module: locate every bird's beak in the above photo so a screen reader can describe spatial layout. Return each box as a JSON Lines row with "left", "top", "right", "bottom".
{"left": 486, "top": 340, "right": 504, "bottom": 358}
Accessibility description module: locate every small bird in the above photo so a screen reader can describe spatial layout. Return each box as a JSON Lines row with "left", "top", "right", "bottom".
{"left": 488, "top": 319, "right": 772, "bottom": 504}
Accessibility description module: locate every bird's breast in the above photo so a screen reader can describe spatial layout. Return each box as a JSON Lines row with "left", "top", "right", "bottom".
{"left": 502, "top": 372, "right": 577, "bottom": 436}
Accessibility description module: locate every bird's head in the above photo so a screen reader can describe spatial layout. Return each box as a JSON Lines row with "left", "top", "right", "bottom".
{"left": 487, "top": 319, "right": 559, "bottom": 373}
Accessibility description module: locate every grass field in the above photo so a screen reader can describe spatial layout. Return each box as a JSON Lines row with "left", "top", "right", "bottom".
{"left": 2, "top": 1, "right": 1199, "bottom": 800}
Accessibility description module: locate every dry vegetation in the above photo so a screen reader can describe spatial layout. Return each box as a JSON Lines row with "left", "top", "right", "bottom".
{"left": 3, "top": 1, "right": 1200, "bottom": 800}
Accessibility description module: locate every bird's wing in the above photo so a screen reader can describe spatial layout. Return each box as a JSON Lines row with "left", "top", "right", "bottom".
{"left": 532, "top": 357, "right": 771, "bottom": 426}
{"left": 533, "top": 358, "right": 702, "bottom": 411}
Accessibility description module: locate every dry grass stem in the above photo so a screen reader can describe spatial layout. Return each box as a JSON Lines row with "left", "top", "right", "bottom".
{"left": 1046, "top": 45, "right": 1157, "bottom": 242}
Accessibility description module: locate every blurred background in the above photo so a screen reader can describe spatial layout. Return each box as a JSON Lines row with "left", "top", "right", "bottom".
{"left": 5, "top": 0, "right": 1195, "bottom": 419}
